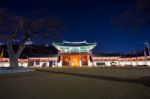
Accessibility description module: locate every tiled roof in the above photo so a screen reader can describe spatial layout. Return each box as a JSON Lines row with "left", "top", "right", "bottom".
{"left": 54, "top": 40, "right": 96, "bottom": 47}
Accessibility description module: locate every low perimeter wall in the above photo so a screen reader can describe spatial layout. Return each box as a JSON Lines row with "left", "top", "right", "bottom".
{"left": 94, "top": 61, "right": 150, "bottom": 67}
{"left": 0, "top": 62, "right": 28, "bottom": 67}
{"left": 1, "top": 61, "right": 150, "bottom": 67}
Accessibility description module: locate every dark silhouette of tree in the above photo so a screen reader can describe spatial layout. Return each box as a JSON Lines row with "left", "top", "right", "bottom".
{"left": 112, "top": 0, "right": 150, "bottom": 30}
{"left": 0, "top": 9, "right": 64, "bottom": 68}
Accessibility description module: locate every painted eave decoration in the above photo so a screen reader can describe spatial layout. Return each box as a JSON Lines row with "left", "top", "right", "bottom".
{"left": 53, "top": 41, "right": 97, "bottom": 53}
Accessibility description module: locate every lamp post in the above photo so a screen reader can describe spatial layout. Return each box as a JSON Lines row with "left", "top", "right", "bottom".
{"left": 144, "top": 41, "right": 150, "bottom": 56}
{"left": 144, "top": 48, "right": 147, "bottom": 65}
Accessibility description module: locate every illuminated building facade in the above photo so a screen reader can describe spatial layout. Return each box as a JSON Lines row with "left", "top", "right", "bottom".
{"left": 0, "top": 41, "right": 150, "bottom": 67}
{"left": 53, "top": 41, "right": 97, "bottom": 67}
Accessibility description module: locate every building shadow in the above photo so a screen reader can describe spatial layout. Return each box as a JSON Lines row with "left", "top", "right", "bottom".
{"left": 137, "top": 76, "right": 150, "bottom": 87}
{"left": 36, "top": 69, "right": 150, "bottom": 87}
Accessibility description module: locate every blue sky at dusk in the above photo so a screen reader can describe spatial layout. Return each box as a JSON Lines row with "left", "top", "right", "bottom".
{"left": 1, "top": 0, "right": 150, "bottom": 53}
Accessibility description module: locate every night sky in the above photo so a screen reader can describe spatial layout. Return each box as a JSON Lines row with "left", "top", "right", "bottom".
{"left": 1, "top": 0, "right": 150, "bottom": 53}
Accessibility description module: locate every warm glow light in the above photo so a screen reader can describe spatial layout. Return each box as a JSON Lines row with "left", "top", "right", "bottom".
{"left": 70, "top": 55, "right": 80, "bottom": 67}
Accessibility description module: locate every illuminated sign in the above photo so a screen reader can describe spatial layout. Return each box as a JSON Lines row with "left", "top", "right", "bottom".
{"left": 59, "top": 46, "right": 89, "bottom": 53}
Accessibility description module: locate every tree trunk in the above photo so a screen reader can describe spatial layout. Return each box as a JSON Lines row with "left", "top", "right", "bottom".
{"left": 8, "top": 46, "right": 25, "bottom": 68}
{"left": 7, "top": 34, "right": 26, "bottom": 68}
{"left": 9, "top": 55, "right": 19, "bottom": 68}
{"left": 7, "top": 40, "right": 22, "bottom": 68}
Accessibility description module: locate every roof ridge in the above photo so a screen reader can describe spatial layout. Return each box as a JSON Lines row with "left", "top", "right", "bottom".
{"left": 63, "top": 40, "right": 87, "bottom": 44}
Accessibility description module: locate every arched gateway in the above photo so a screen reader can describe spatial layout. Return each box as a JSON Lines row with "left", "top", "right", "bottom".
{"left": 53, "top": 41, "right": 97, "bottom": 67}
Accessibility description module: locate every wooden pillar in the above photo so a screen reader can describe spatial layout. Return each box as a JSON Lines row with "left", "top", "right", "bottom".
{"left": 87, "top": 54, "right": 90, "bottom": 67}
{"left": 80, "top": 55, "right": 82, "bottom": 67}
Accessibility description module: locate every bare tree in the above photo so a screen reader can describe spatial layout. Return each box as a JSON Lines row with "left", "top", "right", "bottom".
{"left": 0, "top": 9, "right": 64, "bottom": 68}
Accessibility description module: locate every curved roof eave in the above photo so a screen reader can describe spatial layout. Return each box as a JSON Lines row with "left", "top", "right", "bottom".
{"left": 53, "top": 42, "right": 97, "bottom": 52}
